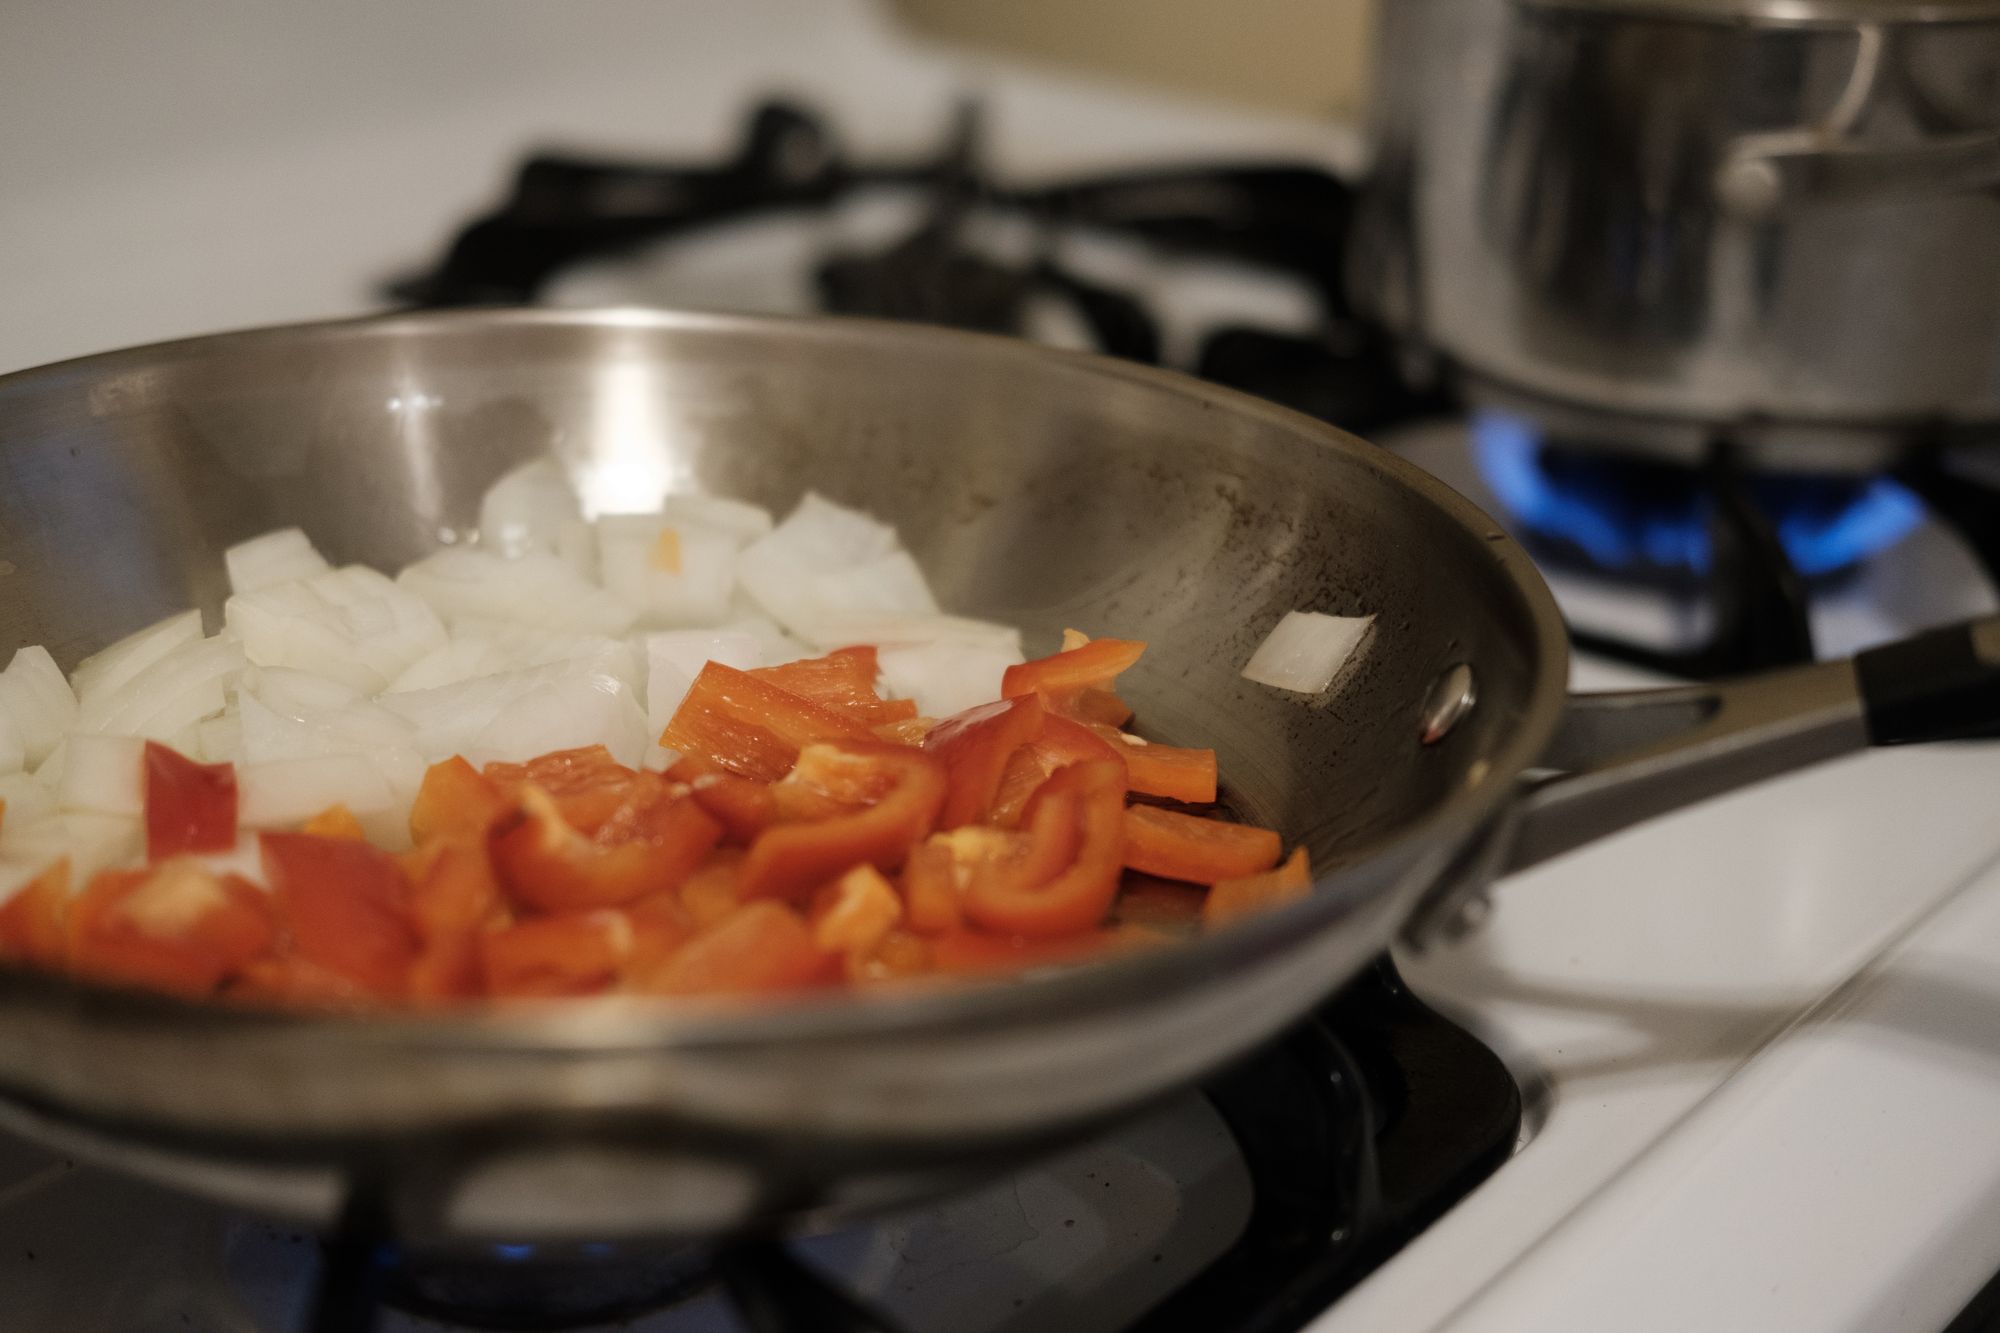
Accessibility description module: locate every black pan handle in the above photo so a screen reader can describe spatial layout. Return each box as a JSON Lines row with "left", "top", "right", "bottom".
{"left": 1499, "top": 613, "right": 2000, "bottom": 876}
{"left": 1855, "top": 618, "right": 2000, "bottom": 744}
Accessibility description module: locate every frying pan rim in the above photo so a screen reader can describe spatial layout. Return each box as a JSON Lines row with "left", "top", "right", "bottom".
{"left": 0, "top": 306, "right": 1571, "bottom": 1054}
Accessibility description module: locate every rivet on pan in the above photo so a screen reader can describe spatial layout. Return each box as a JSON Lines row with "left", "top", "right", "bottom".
{"left": 1420, "top": 664, "right": 1477, "bottom": 745}
{"left": 1443, "top": 889, "right": 1494, "bottom": 940}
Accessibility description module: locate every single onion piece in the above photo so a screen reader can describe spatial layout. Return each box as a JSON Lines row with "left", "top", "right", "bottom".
{"left": 0, "top": 646, "right": 78, "bottom": 767}
{"left": 56, "top": 733, "right": 145, "bottom": 817}
{"left": 476, "top": 458, "right": 588, "bottom": 562}
{"left": 224, "top": 527, "right": 330, "bottom": 595}
{"left": 1240, "top": 611, "right": 1375, "bottom": 695}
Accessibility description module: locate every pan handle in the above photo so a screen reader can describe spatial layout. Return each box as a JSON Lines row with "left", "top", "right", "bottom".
{"left": 1503, "top": 615, "right": 2000, "bottom": 875}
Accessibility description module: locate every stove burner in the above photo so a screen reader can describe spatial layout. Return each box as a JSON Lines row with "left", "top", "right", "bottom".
{"left": 301, "top": 960, "right": 1518, "bottom": 1333}
{"left": 1473, "top": 411, "right": 1925, "bottom": 578}
{"left": 380, "top": 1242, "right": 710, "bottom": 1330}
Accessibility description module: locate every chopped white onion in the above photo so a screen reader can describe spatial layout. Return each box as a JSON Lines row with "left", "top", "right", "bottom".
{"left": 227, "top": 566, "right": 448, "bottom": 694}
{"left": 739, "top": 496, "right": 939, "bottom": 642}
{"left": 657, "top": 493, "right": 775, "bottom": 541}
{"left": 75, "top": 634, "right": 244, "bottom": 740}
{"left": 477, "top": 457, "right": 595, "bottom": 573}
{"left": 238, "top": 755, "right": 403, "bottom": 846}
{"left": 877, "top": 641, "right": 1025, "bottom": 719}
{"left": 238, "top": 689, "right": 425, "bottom": 810}
{"left": 1241, "top": 611, "right": 1375, "bottom": 695}
{"left": 378, "top": 661, "right": 646, "bottom": 766}
{"left": 69, "top": 610, "right": 204, "bottom": 707}
{"left": 55, "top": 732, "right": 145, "bottom": 817}
{"left": 804, "top": 612, "right": 1022, "bottom": 655}
{"left": 596, "top": 515, "right": 742, "bottom": 627}
{"left": 0, "top": 771, "right": 54, "bottom": 828}
{"left": 0, "top": 813, "right": 141, "bottom": 885}
{"left": 0, "top": 646, "right": 78, "bottom": 768}
{"left": 224, "top": 527, "right": 331, "bottom": 594}
{"left": 0, "top": 713, "right": 22, "bottom": 776}
{"left": 387, "top": 623, "right": 642, "bottom": 695}
{"left": 196, "top": 710, "right": 242, "bottom": 765}
{"left": 397, "top": 548, "right": 634, "bottom": 636}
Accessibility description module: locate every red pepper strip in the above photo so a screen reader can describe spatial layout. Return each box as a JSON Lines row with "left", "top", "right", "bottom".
{"left": 660, "top": 662, "right": 870, "bottom": 782}
{"left": 410, "top": 757, "right": 510, "bottom": 844}
{"left": 1086, "top": 725, "right": 1217, "bottom": 805}
{"left": 143, "top": 741, "right": 238, "bottom": 860}
{"left": 262, "top": 832, "right": 418, "bottom": 999}
{"left": 68, "top": 859, "right": 275, "bottom": 996}
{"left": 989, "top": 716, "right": 1125, "bottom": 826}
{"left": 928, "top": 926, "right": 1129, "bottom": 976}
{"left": 491, "top": 779, "right": 722, "bottom": 912}
{"left": 808, "top": 864, "right": 903, "bottom": 956}
{"left": 751, "top": 647, "right": 919, "bottom": 727}
{"left": 401, "top": 836, "right": 505, "bottom": 1002}
{"left": 1122, "top": 805, "right": 1282, "bottom": 885}
{"left": 923, "top": 694, "right": 1047, "bottom": 829}
{"left": 1115, "top": 873, "right": 1208, "bottom": 934}
{"left": 0, "top": 859, "right": 69, "bottom": 968}
{"left": 900, "top": 841, "right": 962, "bottom": 935}
{"left": 1204, "top": 846, "right": 1313, "bottom": 926}
{"left": 737, "top": 742, "right": 947, "bottom": 901}
{"left": 1002, "top": 637, "right": 1146, "bottom": 700}
{"left": 302, "top": 804, "right": 367, "bottom": 840}
{"left": 962, "top": 759, "right": 1127, "bottom": 937}
{"left": 485, "top": 745, "right": 644, "bottom": 834}
{"left": 1063, "top": 688, "right": 1134, "bottom": 728}
{"left": 479, "top": 910, "right": 633, "bottom": 998}
{"left": 632, "top": 901, "right": 837, "bottom": 996}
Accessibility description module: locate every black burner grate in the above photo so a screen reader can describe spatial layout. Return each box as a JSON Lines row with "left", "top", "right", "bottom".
{"left": 304, "top": 958, "right": 1519, "bottom": 1333}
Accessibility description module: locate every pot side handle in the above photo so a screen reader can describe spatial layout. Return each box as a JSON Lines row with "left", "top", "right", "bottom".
{"left": 1504, "top": 616, "right": 2000, "bottom": 875}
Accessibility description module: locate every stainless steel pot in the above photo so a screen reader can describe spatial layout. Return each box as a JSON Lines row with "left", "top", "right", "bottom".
{"left": 1351, "top": 0, "right": 2000, "bottom": 467}
{"left": 0, "top": 309, "right": 1995, "bottom": 1246}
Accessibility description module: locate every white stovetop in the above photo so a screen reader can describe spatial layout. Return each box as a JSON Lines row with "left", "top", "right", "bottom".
{"left": 9, "top": 5, "right": 2000, "bottom": 1331}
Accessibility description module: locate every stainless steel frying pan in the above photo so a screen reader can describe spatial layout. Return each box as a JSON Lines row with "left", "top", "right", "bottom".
{"left": 0, "top": 309, "right": 1993, "bottom": 1246}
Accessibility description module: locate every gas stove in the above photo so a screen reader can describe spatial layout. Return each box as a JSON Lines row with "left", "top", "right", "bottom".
{"left": 8, "top": 3, "right": 2000, "bottom": 1331}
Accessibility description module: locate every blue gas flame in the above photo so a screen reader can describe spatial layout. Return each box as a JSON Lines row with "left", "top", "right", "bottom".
{"left": 1471, "top": 411, "right": 1922, "bottom": 576}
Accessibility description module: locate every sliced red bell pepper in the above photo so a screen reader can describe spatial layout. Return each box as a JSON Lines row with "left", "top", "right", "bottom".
{"left": 989, "top": 716, "right": 1125, "bottom": 826}
{"left": 678, "top": 849, "right": 746, "bottom": 927}
{"left": 872, "top": 716, "right": 936, "bottom": 746}
{"left": 0, "top": 860, "right": 70, "bottom": 968}
{"left": 490, "top": 780, "right": 722, "bottom": 912}
{"left": 143, "top": 741, "right": 238, "bottom": 860}
{"left": 1115, "top": 873, "right": 1208, "bottom": 934}
{"left": 808, "top": 864, "right": 903, "bottom": 956}
{"left": 751, "top": 647, "right": 919, "bottom": 727}
{"left": 68, "top": 859, "right": 275, "bottom": 996}
{"left": 660, "top": 662, "right": 870, "bottom": 782}
{"left": 485, "top": 745, "right": 641, "bottom": 835}
{"left": 261, "top": 832, "right": 418, "bottom": 999}
{"left": 632, "top": 901, "right": 837, "bottom": 996}
{"left": 845, "top": 927, "right": 933, "bottom": 983}
{"left": 900, "top": 840, "right": 962, "bottom": 935}
{"left": 479, "top": 910, "right": 632, "bottom": 998}
{"left": 625, "top": 889, "right": 697, "bottom": 978}
{"left": 302, "top": 804, "right": 367, "bottom": 840}
{"left": 928, "top": 926, "right": 1127, "bottom": 976}
{"left": 962, "top": 759, "right": 1126, "bottom": 937}
{"left": 1122, "top": 805, "right": 1282, "bottom": 885}
{"left": 1204, "top": 846, "right": 1312, "bottom": 926}
{"left": 1002, "top": 636, "right": 1146, "bottom": 700}
{"left": 923, "top": 694, "right": 1046, "bottom": 829}
{"left": 410, "top": 756, "right": 510, "bottom": 844}
{"left": 737, "top": 742, "right": 947, "bottom": 901}
{"left": 400, "top": 836, "right": 505, "bottom": 1002}
{"left": 1063, "top": 687, "right": 1135, "bottom": 728}
{"left": 1087, "top": 725, "right": 1217, "bottom": 805}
